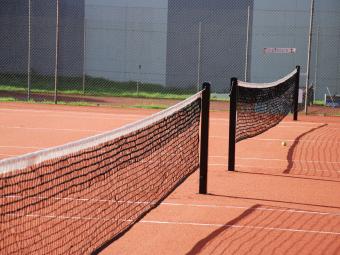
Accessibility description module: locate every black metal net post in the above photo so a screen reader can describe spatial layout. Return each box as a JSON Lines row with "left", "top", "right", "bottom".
{"left": 293, "top": 65, "right": 300, "bottom": 121}
{"left": 199, "top": 82, "right": 210, "bottom": 194}
{"left": 228, "top": 78, "right": 238, "bottom": 171}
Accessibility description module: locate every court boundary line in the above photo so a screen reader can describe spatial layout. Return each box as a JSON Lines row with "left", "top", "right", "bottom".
{"left": 0, "top": 153, "right": 15, "bottom": 157}
{"left": 209, "top": 156, "right": 340, "bottom": 165}
{"left": 3, "top": 195, "right": 340, "bottom": 217}
{"left": 210, "top": 136, "right": 340, "bottom": 143}
{"left": 0, "top": 145, "right": 43, "bottom": 149}
{"left": 213, "top": 123, "right": 340, "bottom": 130}
{"left": 0, "top": 125, "right": 102, "bottom": 133}
{"left": 208, "top": 163, "right": 340, "bottom": 174}
{"left": 0, "top": 107, "right": 147, "bottom": 118}
{"left": 1, "top": 107, "right": 338, "bottom": 127}
{"left": 5, "top": 213, "right": 340, "bottom": 236}
{"left": 140, "top": 220, "right": 340, "bottom": 236}
{"left": 209, "top": 163, "right": 340, "bottom": 173}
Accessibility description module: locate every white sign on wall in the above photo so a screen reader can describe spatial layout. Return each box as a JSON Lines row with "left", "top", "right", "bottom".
{"left": 298, "top": 89, "right": 304, "bottom": 103}
{"left": 264, "top": 48, "right": 296, "bottom": 54}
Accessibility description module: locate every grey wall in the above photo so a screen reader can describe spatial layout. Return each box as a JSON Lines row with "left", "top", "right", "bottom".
{"left": 30, "top": 0, "right": 57, "bottom": 76}
{"left": 85, "top": 0, "right": 168, "bottom": 85}
{"left": 2, "top": 0, "right": 339, "bottom": 98}
{"left": 250, "top": 0, "right": 340, "bottom": 99}
{"left": 58, "top": 0, "right": 85, "bottom": 77}
{"left": 0, "top": 0, "right": 28, "bottom": 74}
{"left": 0, "top": 0, "right": 84, "bottom": 77}
{"left": 311, "top": 0, "right": 340, "bottom": 98}
{"left": 250, "top": 0, "right": 310, "bottom": 83}
{"left": 166, "top": 0, "right": 254, "bottom": 93}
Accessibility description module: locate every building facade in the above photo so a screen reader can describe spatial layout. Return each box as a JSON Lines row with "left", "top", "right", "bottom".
{"left": 0, "top": 0, "right": 84, "bottom": 77}
{"left": 250, "top": 0, "right": 340, "bottom": 99}
{"left": 0, "top": 0, "right": 339, "bottom": 98}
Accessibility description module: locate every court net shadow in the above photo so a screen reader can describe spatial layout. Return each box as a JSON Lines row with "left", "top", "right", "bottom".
{"left": 186, "top": 201, "right": 340, "bottom": 255}
{"left": 283, "top": 123, "right": 340, "bottom": 179}
{"left": 186, "top": 204, "right": 261, "bottom": 255}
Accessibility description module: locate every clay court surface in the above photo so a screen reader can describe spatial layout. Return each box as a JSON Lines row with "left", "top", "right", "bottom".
{"left": 1, "top": 101, "right": 340, "bottom": 254}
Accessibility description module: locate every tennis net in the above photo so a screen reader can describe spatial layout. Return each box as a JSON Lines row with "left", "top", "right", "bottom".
{"left": 0, "top": 87, "right": 209, "bottom": 254}
{"left": 228, "top": 66, "right": 300, "bottom": 171}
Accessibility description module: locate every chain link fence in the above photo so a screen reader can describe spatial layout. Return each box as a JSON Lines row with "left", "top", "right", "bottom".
{"left": 0, "top": 0, "right": 29, "bottom": 99}
{"left": 0, "top": 0, "right": 339, "bottom": 114}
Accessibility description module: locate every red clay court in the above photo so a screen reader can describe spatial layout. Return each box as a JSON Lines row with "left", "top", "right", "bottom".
{"left": 0, "top": 99, "right": 340, "bottom": 254}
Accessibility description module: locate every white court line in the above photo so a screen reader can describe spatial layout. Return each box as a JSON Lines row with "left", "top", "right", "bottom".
{"left": 0, "top": 125, "right": 102, "bottom": 133}
{"left": 4, "top": 195, "right": 340, "bottom": 217}
{"left": 0, "top": 145, "right": 43, "bottom": 149}
{"left": 0, "top": 153, "right": 15, "bottom": 157}
{"left": 208, "top": 163, "right": 340, "bottom": 173}
{"left": 140, "top": 220, "right": 340, "bottom": 236}
{"left": 211, "top": 121, "right": 340, "bottom": 130}
{"left": 213, "top": 124, "right": 340, "bottom": 130}
{"left": 5, "top": 213, "right": 340, "bottom": 236}
{"left": 234, "top": 164, "right": 340, "bottom": 174}
{"left": 209, "top": 156, "right": 340, "bottom": 165}
{"left": 0, "top": 107, "right": 144, "bottom": 117}
{"left": 0, "top": 107, "right": 330, "bottom": 126}
{"left": 279, "top": 126, "right": 340, "bottom": 130}
{"left": 0, "top": 109, "right": 145, "bottom": 121}
{"left": 210, "top": 119, "right": 328, "bottom": 126}
{"left": 211, "top": 122, "right": 321, "bottom": 128}
{"left": 237, "top": 157, "right": 340, "bottom": 164}
{"left": 160, "top": 202, "right": 340, "bottom": 216}
{"left": 0, "top": 108, "right": 147, "bottom": 119}
{"left": 2, "top": 107, "right": 338, "bottom": 129}
{"left": 1, "top": 109, "right": 339, "bottom": 135}
{"left": 210, "top": 136, "right": 340, "bottom": 143}
{"left": 0, "top": 107, "right": 171, "bottom": 122}
{"left": 212, "top": 124, "right": 334, "bottom": 130}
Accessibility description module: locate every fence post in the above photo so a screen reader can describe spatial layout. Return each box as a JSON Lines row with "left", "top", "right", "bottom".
{"left": 54, "top": 0, "right": 60, "bottom": 104}
{"left": 196, "top": 22, "right": 202, "bottom": 92}
{"left": 228, "top": 78, "right": 238, "bottom": 171}
{"left": 313, "top": 26, "right": 320, "bottom": 103}
{"left": 244, "top": 6, "right": 250, "bottom": 82}
{"left": 27, "top": 0, "right": 32, "bottom": 101}
{"left": 82, "top": 19, "right": 86, "bottom": 95}
{"left": 305, "top": 0, "right": 315, "bottom": 114}
{"left": 199, "top": 82, "right": 210, "bottom": 194}
{"left": 293, "top": 66, "right": 300, "bottom": 121}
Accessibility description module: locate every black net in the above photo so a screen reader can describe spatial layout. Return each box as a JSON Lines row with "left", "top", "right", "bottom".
{"left": 0, "top": 93, "right": 202, "bottom": 254}
{"left": 236, "top": 70, "right": 298, "bottom": 142}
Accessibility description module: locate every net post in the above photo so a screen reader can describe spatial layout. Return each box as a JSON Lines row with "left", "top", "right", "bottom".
{"left": 293, "top": 66, "right": 300, "bottom": 121}
{"left": 199, "top": 82, "right": 210, "bottom": 195}
{"left": 228, "top": 78, "right": 238, "bottom": 171}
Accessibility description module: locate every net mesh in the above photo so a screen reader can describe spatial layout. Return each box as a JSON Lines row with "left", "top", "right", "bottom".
{"left": 0, "top": 93, "right": 202, "bottom": 254}
{"left": 236, "top": 70, "right": 298, "bottom": 142}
